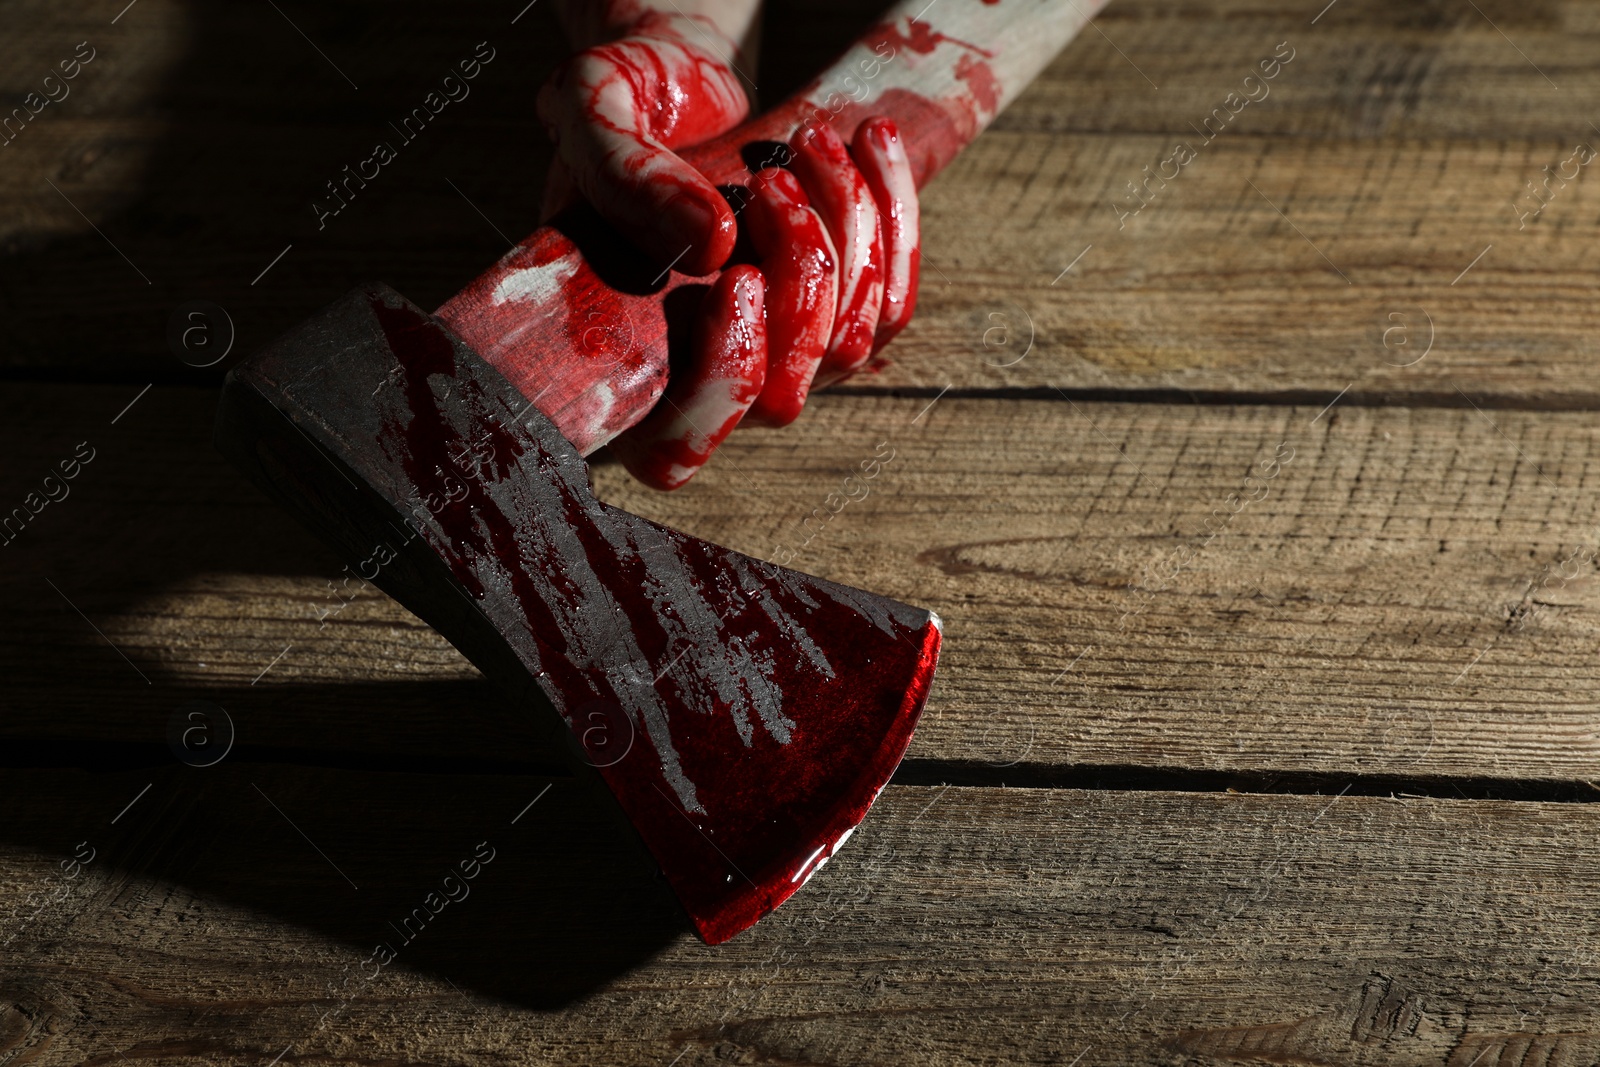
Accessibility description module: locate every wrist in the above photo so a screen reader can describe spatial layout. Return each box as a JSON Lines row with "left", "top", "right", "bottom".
{"left": 555, "top": 1, "right": 757, "bottom": 61}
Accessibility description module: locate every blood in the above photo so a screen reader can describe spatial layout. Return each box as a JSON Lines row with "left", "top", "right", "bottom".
{"left": 366, "top": 294, "right": 943, "bottom": 943}
{"left": 566, "top": 18, "right": 746, "bottom": 150}
{"left": 744, "top": 166, "right": 837, "bottom": 427}
{"left": 824, "top": 87, "right": 970, "bottom": 190}
{"left": 860, "top": 18, "right": 996, "bottom": 61}
{"left": 611, "top": 264, "right": 768, "bottom": 489}
{"left": 600, "top": 520, "right": 945, "bottom": 943}
{"left": 446, "top": 10, "right": 998, "bottom": 478}
{"left": 854, "top": 118, "right": 920, "bottom": 354}
{"left": 955, "top": 52, "right": 1002, "bottom": 117}
{"left": 539, "top": 10, "right": 746, "bottom": 274}
{"left": 372, "top": 297, "right": 576, "bottom": 665}
{"left": 438, "top": 227, "right": 668, "bottom": 457}
{"left": 791, "top": 122, "right": 884, "bottom": 377}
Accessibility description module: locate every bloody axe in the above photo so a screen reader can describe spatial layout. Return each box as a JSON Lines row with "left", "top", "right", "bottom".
{"left": 216, "top": 0, "right": 1103, "bottom": 943}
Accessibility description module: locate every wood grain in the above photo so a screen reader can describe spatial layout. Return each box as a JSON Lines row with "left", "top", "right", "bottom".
{"left": 871, "top": 0, "right": 1600, "bottom": 402}
{"left": 5, "top": 0, "right": 1600, "bottom": 408}
{"left": 865, "top": 130, "right": 1600, "bottom": 403}
{"left": 594, "top": 393, "right": 1600, "bottom": 786}
{"left": 7, "top": 1, "right": 1600, "bottom": 1060}
{"left": 9, "top": 383, "right": 1600, "bottom": 786}
{"left": 2, "top": 770, "right": 1597, "bottom": 1066}
{"left": 1001, "top": 0, "right": 1600, "bottom": 141}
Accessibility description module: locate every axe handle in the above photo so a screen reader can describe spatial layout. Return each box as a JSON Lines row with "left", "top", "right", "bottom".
{"left": 435, "top": 0, "right": 1108, "bottom": 456}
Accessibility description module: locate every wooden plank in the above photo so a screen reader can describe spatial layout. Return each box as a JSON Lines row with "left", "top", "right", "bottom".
{"left": 8, "top": 383, "right": 1600, "bottom": 785}
{"left": 873, "top": 131, "right": 1600, "bottom": 403}
{"left": 603, "top": 390, "right": 1600, "bottom": 784}
{"left": 0, "top": 0, "right": 573, "bottom": 374}
{"left": 15, "top": 124, "right": 1600, "bottom": 405}
{"left": 836, "top": 0, "right": 1600, "bottom": 401}
{"left": 5, "top": 0, "right": 1600, "bottom": 406}
{"left": 10, "top": 0, "right": 1599, "bottom": 138}
{"left": 1002, "top": 0, "right": 1600, "bottom": 141}
{"left": 3, "top": 768, "right": 1598, "bottom": 1065}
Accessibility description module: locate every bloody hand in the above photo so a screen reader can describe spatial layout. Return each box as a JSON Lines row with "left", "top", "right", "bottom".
{"left": 539, "top": 2, "right": 921, "bottom": 491}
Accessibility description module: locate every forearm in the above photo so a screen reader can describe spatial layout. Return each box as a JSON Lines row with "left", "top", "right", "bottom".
{"left": 552, "top": 0, "right": 761, "bottom": 58}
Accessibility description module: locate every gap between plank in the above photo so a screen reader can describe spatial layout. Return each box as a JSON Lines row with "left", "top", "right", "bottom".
{"left": 891, "top": 760, "right": 1600, "bottom": 804}
{"left": 6, "top": 741, "right": 1599, "bottom": 804}
{"left": 825, "top": 383, "right": 1600, "bottom": 413}
{"left": 12, "top": 378, "right": 1600, "bottom": 415}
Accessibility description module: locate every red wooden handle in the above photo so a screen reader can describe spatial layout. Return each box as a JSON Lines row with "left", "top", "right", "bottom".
{"left": 434, "top": 0, "right": 1106, "bottom": 455}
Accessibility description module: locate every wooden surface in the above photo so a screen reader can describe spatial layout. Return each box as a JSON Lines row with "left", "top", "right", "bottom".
{"left": 4, "top": 0, "right": 1600, "bottom": 1064}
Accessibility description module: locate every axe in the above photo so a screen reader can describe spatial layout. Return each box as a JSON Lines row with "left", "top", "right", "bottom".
{"left": 216, "top": 0, "right": 1103, "bottom": 943}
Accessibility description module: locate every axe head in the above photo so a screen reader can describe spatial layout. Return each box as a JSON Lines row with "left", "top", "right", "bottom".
{"left": 216, "top": 284, "right": 941, "bottom": 943}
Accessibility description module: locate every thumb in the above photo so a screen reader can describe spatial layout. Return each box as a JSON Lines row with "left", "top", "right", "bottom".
{"left": 537, "top": 41, "right": 742, "bottom": 276}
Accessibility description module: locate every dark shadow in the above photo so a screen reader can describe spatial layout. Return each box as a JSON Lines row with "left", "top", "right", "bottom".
{"left": 0, "top": 753, "right": 693, "bottom": 1010}
{"left": 0, "top": 0, "right": 892, "bottom": 1014}
{"left": 0, "top": 0, "right": 888, "bottom": 384}
{"left": 0, "top": 382, "right": 698, "bottom": 1006}
{"left": 548, "top": 202, "right": 678, "bottom": 297}
{"left": 0, "top": 1, "right": 561, "bottom": 384}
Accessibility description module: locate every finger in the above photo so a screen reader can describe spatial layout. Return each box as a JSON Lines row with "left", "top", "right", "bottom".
{"left": 537, "top": 38, "right": 745, "bottom": 275}
{"left": 852, "top": 117, "right": 920, "bottom": 353}
{"left": 611, "top": 265, "right": 767, "bottom": 490}
{"left": 744, "top": 166, "right": 838, "bottom": 427}
{"left": 788, "top": 121, "right": 884, "bottom": 378}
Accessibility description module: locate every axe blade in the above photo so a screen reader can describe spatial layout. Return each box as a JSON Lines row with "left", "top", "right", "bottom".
{"left": 216, "top": 284, "right": 941, "bottom": 943}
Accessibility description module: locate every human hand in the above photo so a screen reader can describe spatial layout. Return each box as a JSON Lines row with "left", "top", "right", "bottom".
{"left": 536, "top": 1, "right": 755, "bottom": 275}
{"left": 537, "top": 4, "right": 921, "bottom": 491}
{"left": 610, "top": 116, "right": 921, "bottom": 490}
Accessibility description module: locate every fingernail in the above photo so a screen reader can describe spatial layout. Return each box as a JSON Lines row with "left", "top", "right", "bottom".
{"left": 795, "top": 121, "right": 847, "bottom": 162}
